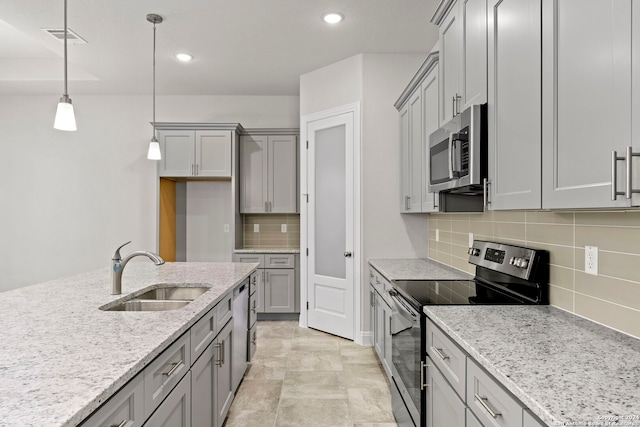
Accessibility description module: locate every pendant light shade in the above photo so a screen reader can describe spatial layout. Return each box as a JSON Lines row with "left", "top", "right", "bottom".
{"left": 54, "top": 0, "right": 77, "bottom": 131}
{"left": 146, "top": 14, "right": 163, "bottom": 160}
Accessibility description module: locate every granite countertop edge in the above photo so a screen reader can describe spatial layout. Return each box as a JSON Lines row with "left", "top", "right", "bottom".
{"left": 234, "top": 248, "right": 300, "bottom": 254}
{"left": 368, "top": 257, "right": 473, "bottom": 281}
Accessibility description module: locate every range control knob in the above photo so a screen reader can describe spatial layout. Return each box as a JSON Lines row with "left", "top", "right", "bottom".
{"left": 467, "top": 247, "right": 480, "bottom": 256}
{"left": 510, "top": 257, "right": 530, "bottom": 269}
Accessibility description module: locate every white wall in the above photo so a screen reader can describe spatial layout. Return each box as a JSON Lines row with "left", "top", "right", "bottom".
{"left": 0, "top": 94, "right": 299, "bottom": 292}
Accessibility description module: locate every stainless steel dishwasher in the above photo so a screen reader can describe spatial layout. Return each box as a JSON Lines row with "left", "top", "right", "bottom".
{"left": 232, "top": 280, "right": 248, "bottom": 391}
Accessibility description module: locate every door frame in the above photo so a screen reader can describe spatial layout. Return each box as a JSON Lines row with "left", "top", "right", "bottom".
{"left": 300, "top": 102, "right": 362, "bottom": 344}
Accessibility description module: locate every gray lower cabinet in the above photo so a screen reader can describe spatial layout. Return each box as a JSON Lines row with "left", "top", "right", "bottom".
{"left": 144, "top": 372, "right": 191, "bottom": 427}
{"left": 426, "top": 318, "right": 547, "bottom": 427}
{"left": 369, "top": 267, "right": 392, "bottom": 379}
{"left": 233, "top": 253, "right": 299, "bottom": 314}
{"left": 82, "top": 284, "right": 249, "bottom": 427}
{"left": 426, "top": 356, "right": 465, "bottom": 427}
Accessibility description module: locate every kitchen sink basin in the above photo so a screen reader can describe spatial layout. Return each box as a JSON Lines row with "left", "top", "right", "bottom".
{"left": 134, "top": 286, "right": 210, "bottom": 301}
{"left": 100, "top": 284, "right": 211, "bottom": 312}
{"left": 103, "top": 300, "right": 190, "bottom": 312}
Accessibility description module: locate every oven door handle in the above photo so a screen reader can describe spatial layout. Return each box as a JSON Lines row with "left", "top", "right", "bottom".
{"left": 389, "top": 293, "right": 419, "bottom": 320}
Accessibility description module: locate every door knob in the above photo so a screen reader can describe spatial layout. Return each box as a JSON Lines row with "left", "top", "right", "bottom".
{"left": 344, "top": 251, "right": 352, "bottom": 258}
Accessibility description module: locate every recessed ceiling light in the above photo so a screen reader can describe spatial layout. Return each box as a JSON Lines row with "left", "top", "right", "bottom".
{"left": 322, "top": 12, "right": 344, "bottom": 24}
{"left": 175, "top": 53, "right": 193, "bottom": 62}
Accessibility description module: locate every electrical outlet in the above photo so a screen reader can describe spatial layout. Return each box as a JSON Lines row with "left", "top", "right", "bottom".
{"left": 281, "top": 224, "right": 287, "bottom": 233}
{"left": 224, "top": 224, "right": 230, "bottom": 233}
{"left": 436, "top": 229, "right": 440, "bottom": 242}
{"left": 254, "top": 224, "right": 260, "bottom": 233}
{"left": 469, "top": 232, "right": 474, "bottom": 247}
{"left": 585, "top": 246, "right": 598, "bottom": 276}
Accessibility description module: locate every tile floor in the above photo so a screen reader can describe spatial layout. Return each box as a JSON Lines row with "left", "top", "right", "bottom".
{"left": 224, "top": 320, "right": 398, "bottom": 427}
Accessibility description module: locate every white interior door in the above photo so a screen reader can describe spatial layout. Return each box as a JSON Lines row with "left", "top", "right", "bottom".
{"left": 304, "top": 111, "right": 355, "bottom": 340}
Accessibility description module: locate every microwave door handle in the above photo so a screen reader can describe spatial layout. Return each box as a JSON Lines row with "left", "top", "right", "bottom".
{"left": 448, "top": 137, "right": 454, "bottom": 179}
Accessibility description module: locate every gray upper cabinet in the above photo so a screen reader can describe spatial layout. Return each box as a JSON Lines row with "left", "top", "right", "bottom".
{"left": 158, "top": 130, "right": 232, "bottom": 178}
{"left": 240, "top": 135, "right": 298, "bottom": 213}
{"left": 542, "top": 0, "right": 638, "bottom": 208}
{"left": 487, "top": 0, "right": 542, "bottom": 210}
{"left": 433, "top": 0, "right": 487, "bottom": 127}
{"left": 397, "top": 52, "right": 440, "bottom": 214}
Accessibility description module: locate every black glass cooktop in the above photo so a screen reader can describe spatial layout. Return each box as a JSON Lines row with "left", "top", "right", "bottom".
{"left": 391, "top": 279, "right": 532, "bottom": 310}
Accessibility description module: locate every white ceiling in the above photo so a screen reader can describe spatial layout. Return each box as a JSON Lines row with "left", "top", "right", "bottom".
{"left": 0, "top": 0, "right": 439, "bottom": 96}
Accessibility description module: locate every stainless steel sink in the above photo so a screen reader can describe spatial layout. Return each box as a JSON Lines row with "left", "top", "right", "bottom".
{"left": 100, "top": 284, "right": 211, "bottom": 312}
{"left": 104, "top": 300, "right": 190, "bottom": 312}
{"left": 134, "top": 286, "right": 210, "bottom": 301}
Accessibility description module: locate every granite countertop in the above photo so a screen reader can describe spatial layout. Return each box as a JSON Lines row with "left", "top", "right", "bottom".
{"left": 425, "top": 305, "right": 640, "bottom": 427}
{"left": 0, "top": 261, "right": 257, "bottom": 427}
{"left": 368, "top": 257, "right": 473, "bottom": 281}
{"left": 234, "top": 248, "right": 300, "bottom": 254}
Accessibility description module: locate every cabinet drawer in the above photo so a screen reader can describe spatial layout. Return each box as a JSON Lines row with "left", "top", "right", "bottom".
{"left": 249, "top": 289, "right": 258, "bottom": 327}
{"left": 248, "top": 323, "right": 257, "bottom": 361}
{"left": 80, "top": 374, "right": 144, "bottom": 427}
{"left": 233, "top": 254, "right": 265, "bottom": 267}
{"left": 369, "top": 267, "right": 384, "bottom": 294}
{"left": 191, "top": 306, "right": 217, "bottom": 363}
{"left": 467, "top": 358, "right": 524, "bottom": 427}
{"left": 467, "top": 408, "right": 484, "bottom": 427}
{"left": 426, "top": 319, "right": 466, "bottom": 400}
{"left": 216, "top": 292, "right": 233, "bottom": 331}
{"left": 249, "top": 271, "right": 259, "bottom": 295}
{"left": 264, "top": 254, "right": 295, "bottom": 268}
{"left": 144, "top": 332, "right": 191, "bottom": 417}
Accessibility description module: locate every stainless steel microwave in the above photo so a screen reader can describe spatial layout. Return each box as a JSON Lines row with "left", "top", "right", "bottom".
{"left": 428, "top": 104, "right": 487, "bottom": 194}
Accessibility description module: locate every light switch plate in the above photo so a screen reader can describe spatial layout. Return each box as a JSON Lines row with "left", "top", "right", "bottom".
{"left": 585, "top": 246, "right": 598, "bottom": 275}
{"left": 254, "top": 224, "right": 260, "bottom": 233}
{"left": 436, "top": 229, "right": 440, "bottom": 242}
{"left": 281, "top": 224, "right": 287, "bottom": 233}
{"left": 469, "top": 232, "right": 474, "bottom": 247}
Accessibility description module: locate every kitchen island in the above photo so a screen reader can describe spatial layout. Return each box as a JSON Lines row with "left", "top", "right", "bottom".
{"left": 0, "top": 261, "right": 257, "bottom": 427}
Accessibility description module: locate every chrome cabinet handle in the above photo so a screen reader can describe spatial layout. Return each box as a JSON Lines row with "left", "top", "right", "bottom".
{"left": 483, "top": 178, "right": 491, "bottom": 209}
{"left": 215, "top": 343, "right": 222, "bottom": 366}
{"left": 474, "top": 393, "right": 502, "bottom": 418}
{"left": 433, "top": 192, "right": 438, "bottom": 209}
{"left": 111, "top": 420, "right": 130, "bottom": 427}
{"left": 221, "top": 341, "right": 225, "bottom": 365}
{"left": 455, "top": 94, "right": 462, "bottom": 115}
{"left": 162, "top": 360, "right": 184, "bottom": 377}
{"left": 265, "top": 201, "right": 268, "bottom": 212}
{"left": 433, "top": 347, "right": 449, "bottom": 361}
{"left": 269, "top": 201, "right": 272, "bottom": 212}
{"left": 344, "top": 251, "right": 352, "bottom": 258}
{"left": 626, "top": 146, "right": 633, "bottom": 199}
{"left": 420, "top": 361, "right": 429, "bottom": 390}
{"left": 452, "top": 96, "right": 456, "bottom": 117}
{"left": 252, "top": 332, "right": 257, "bottom": 344}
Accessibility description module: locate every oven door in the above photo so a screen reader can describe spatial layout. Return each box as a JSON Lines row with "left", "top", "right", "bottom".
{"left": 389, "top": 291, "right": 421, "bottom": 426}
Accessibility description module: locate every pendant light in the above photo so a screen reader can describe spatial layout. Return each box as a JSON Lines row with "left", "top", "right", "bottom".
{"left": 53, "top": 0, "right": 77, "bottom": 131}
{"left": 146, "top": 14, "right": 163, "bottom": 160}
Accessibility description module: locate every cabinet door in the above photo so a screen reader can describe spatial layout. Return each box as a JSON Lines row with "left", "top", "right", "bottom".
{"left": 80, "top": 374, "right": 144, "bottom": 427}
{"left": 426, "top": 359, "right": 466, "bottom": 427}
{"left": 460, "top": 0, "right": 487, "bottom": 109}
{"left": 422, "top": 64, "right": 440, "bottom": 212}
{"left": 381, "top": 296, "right": 393, "bottom": 379}
{"left": 409, "top": 89, "right": 424, "bottom": 212}
{"left": 158, "top": 130, "right": 195, "bottom": 177}
{"left": 466, "top": 408, "right": 484, "bottom": 427}
{"left": 524, "top": 410, "right": 545, "bottom": 427}
{"left": 399, "top": 103, "right": 411, "bottom": 213}
{"left": 196, "top": 130, "right": 232, "bottom": 177}
{"left": 373, "top": 291, "right": 384, "bottom": 361}
{"left": 542, "top": 0, "right": 632, "bottom": 208}
{"left": 439, "top": 3, "right": 460, "bottom": 126}
{"left": 215, "top": 321, "right": 234, "bottom": 427}
{"left": 263, "top": 269, "right": 295, "bottom": 312}
{"left": 239, "top": 135, "right": 268, "bottom": 213}
{"left": 268, "top": 136, "right": 298, "bottom": 213}
{"left": 143, "top": 372, "right": 191, "bottom": 427}
{"left": 191, "top": 342, "right": 216, "bottom": 427}
{"left": 257, "top": 270, "right": 265, "bottom": 313}
{"left": 487, "top": 0, "right": 542, "bottom": 210}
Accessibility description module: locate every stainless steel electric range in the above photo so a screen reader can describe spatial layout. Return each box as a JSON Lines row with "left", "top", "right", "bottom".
{"left": 389, "top": 240, "right": 549, "bottom": 427}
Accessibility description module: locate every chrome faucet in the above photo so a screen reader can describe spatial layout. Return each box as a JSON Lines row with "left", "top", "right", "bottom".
{"left": 111, "top": 241, "right": 165, "bottom": 295}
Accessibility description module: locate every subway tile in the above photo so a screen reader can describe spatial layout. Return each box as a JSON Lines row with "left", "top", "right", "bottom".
{"left": 450, "top": 255, "right": 470, "bottom": 273}
{"left": 549, "top": 265, "right": 573, "bottom": 290}
{"left": 525, "top": 211, "right": 574, "bottom": 224}
{"left": 451, "top": 218, "right": 470, "bottom": 234}
{"left": 450, "top": 213, "right": 470, "bottom": 222}
{"left": 494, "top": 222, "right": 526, "bottom": 241}
{"left": 575, "top": 271, "right": 640, "bottom": 311}
{"left": 439, "top": 231, "right": 453, "bottom": 245}
{"left": 526, "top": 242, "right": 574, "bottom": 269}
{"left": 492, "top": 211, "right": 526, "bottom": 223}
{"left": 428, "top": 248, "right": 438, "bottom": 260}
{"left": 428, "top": 218, "right": 438, "bottom": 230}
{"left": 469, "top": 220, "right": 493, "bottom": 237}
{"left": 575, "top": 294, "right": 640, "bottom": 338}
{"left": 575, "top": 211, "right": 640, "bottom": 227}
{"left": 450, "top": 231, "right": 469, "bottom": 247}
{"left": 437, "top": 242, "right": 452, "bottom": 256}
{"left": 575, "top": 225, "right": 640, "bottom": 255}
{"left": 435, "top": 218, "right": 452, "bottom": 232}
{"left": 549, "top": 285, "right": 574, "bottom": 312}
{"left": 595, "top": 251, "right": 640, "bottom": 283}
{"left": 526, "top": 223, "right": 573, "bottom": 246}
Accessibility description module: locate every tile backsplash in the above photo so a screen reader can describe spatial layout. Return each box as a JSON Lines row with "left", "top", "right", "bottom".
{"left": 242, "top": 214, "right": 300, "bottom": 249}
{"left": 428, "top": 211, "right": 640, "bottom": 338}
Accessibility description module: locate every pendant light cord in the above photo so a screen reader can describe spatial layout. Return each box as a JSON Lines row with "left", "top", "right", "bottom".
{"left": 63, "top": 0, "right": 68, "bottom": 97}
{"left": 152, "top": 21, "right": 156, "bottom": 140}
